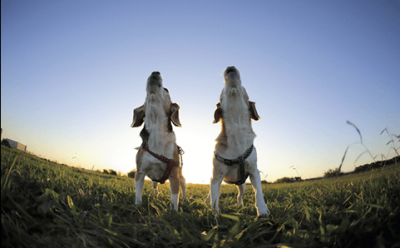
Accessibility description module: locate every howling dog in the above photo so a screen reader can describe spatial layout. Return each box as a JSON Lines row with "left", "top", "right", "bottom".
{"left": 205, "top": 66, "right": 270, "bottom": 217}
{"left": 131, "top": 71, "right": 187, "bottom": 211}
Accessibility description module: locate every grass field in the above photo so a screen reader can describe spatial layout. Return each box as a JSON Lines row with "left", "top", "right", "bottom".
{"left": 1, "top": 145, "right": 399, "bottom": 247}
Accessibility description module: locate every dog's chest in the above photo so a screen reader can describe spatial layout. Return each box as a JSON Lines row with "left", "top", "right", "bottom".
{"left": 140, "top": 155, "right": 167, "bottom": 180}
{"left": 138, "top": 101, "right": 176, "bottom": 179}
{"left": 138, "top": 137, "right": 176, "bottom": 181}
{"left": 221, "top": 99, "right": 255, "bottom": 152}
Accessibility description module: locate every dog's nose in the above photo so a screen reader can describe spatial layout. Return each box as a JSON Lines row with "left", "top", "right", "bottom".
{"left": 225, "top": 66, "right": 236, "bottom": 74}
{"left": 152, "top": 71, "right": 160, "bottom": 75}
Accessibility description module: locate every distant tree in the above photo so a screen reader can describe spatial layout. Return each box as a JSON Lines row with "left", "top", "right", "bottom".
{"left": 275, "top": 177, "right": 293, "bottom": 184}
{"left": 261, "top": 180, "right": 269, "bottom": 184}
{"left": 324, "top": 168, "right": 343, "bottom": 178}
{"left": 128, "top": 170, "right": 137, "bottom": 179}
{"left": 109, "top": 170, "right": 117, "bottom": 175}
{"left": 103, "top": 169, "right": 109, "bottom": 174}
{"left": 293, "top": 177, "right": 302, "bottom": 182}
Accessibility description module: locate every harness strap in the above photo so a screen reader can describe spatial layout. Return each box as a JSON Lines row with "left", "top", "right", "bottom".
{"left": 177, "top": 145, "right": 184, "bottom": 167}
{"left": 214, "top": 144, "right": 254, "bottom": 185}
{"left": 142, "top": 144, "right": 181, "bottom": 184}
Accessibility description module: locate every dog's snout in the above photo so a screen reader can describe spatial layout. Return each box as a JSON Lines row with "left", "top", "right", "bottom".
{"left": 147, "top": 71, "right": 162, "bottom": 90}
{"left": 225, "top": 66, "right": 237, "bottom": 74}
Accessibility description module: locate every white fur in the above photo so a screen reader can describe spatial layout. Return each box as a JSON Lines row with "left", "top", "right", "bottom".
{"left": 205, "top": 66, "right": 270, "bottom": 217}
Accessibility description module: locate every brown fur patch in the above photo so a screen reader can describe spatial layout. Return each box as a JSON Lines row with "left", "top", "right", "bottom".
{"left": 170, "top": 167, "right": 180, "bottom": 194}
{"left": 173, "top": 145, "right": 180, "bottom": 162}
{"left": 169, "top": 145, "right": 181, "bottom": 194}
{"left": 215, "top": 121, "right": 228, "bottom": 153}
{"left": 131, "top": 105, "right": 145, "bottom": 127}
{"left": 213, "top": 103, "right": 222, "bottom": 124}
{"left": 170, "top": 103, "right": 181, "bottom": 127}
{"left": 249, "top": 101, "right": 260, "bottom": 121}
{"left": 178, "top": 167, "right": 184, "bottom": 179}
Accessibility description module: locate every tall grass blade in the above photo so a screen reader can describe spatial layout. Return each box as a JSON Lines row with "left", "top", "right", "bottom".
{"left": 347, "top": 121, "right": 362, "bottom": 143}
{"left": 1, "top": 155, "right": 18, "bottom": 192}
{"left": 337, "top": 146, "right": 350, "bottom": 176}
{"left": 202, "top": 227, "right": 217, "bottom": 242}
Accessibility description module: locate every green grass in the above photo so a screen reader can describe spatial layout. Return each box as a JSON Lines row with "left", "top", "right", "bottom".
{"left": 1, "top": 146, "right": 399, "bottom": 247}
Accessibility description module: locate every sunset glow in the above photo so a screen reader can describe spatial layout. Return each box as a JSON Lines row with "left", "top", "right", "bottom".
{"left": 2, "top": 1, "right": 399, "bottom": 184}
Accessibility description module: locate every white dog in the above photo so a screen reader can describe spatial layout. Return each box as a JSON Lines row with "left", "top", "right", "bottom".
{"left": 205, "top": 66, "right": 270, "bottom": 217}
{"left": 131, "top": 71, "right": 187, "bottom": 211}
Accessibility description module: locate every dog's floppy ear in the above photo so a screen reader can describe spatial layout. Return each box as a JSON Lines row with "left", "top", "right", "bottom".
{"left": 213, "top": 102, "right": 222, "bottom": 124}
{"left": 131, "top": 105, "right": 145, "bottom": 128}
{"left": 170, "top": 103, "right": 181, "bottom": 127}
{"left": 249, "top": 101, "right": 260, "bottom": 121}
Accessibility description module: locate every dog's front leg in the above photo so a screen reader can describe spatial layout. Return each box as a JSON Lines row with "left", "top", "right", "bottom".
{"left": 135, "top": 172, "right": 145, "bottom": 205}
{"left": 169, "top": 175, "right": 180, "bottom": 211}
{"left": 236, "top": 183, "right": 246, "bottom": 208}
{"left": 249, "top": 171, "right": 270, "bottom": 217}
{"left": 210, "top": 176, "right": 223, "bottom": 215}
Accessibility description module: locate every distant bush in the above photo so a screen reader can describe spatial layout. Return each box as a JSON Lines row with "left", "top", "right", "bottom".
{"left": 275, "top": 177, "right": 301, "bottom": 183}
{"left": 103, "top": 169, "right": 109, "bottom": 174}
{"left": 354, "top": 156, "right": 399, "bottom": 173}
{"left": 109, "top": 170, "right": 117, "bottom": 175}
{"left": 1, "top": 140, "right": 11, "bottom": 148}
{"left": 324, "top": 168, "right": 343, "bottom": 178}
{"left": 275, "top": 177, "right": 293, "bottom": 183}
{"left": 127, "top": 170, "right": 136, "bottom": 179}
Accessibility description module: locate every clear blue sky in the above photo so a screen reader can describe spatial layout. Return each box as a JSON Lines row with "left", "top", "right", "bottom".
{"left": 2, "top": 0, "right": 399, "bottom": 184}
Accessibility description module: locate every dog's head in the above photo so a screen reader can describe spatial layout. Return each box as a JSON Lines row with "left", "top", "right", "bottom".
{"left": 146, "top": 71, "right": 164, "bottom": 96}
{"left": 131, "top": 71, "right": 181, "bottom": 129}
{"left": 213, "top": 66, "right": 260, "bottom": 123}
{"left": 223, "top": 66, "right": 242, "bottom": 87}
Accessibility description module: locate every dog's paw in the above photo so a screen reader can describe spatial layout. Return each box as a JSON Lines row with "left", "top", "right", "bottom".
{"left": 257, "top": 212, "right": 270, "bottom": 218}
{"left": 257, "top": 207, "right": 271, "bottom": 218}
{"left": 256, "top": 203, "right": 271, "bottom": 218}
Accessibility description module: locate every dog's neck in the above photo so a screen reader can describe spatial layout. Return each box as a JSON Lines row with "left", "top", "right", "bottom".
{"left": 144, "top": 96, "right": 175, "bottom": 155}
{"left": 219, "top": 86, "right": 256, "bottom": 154}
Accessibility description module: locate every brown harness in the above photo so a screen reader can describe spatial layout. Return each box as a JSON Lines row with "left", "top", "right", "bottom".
{"left": 142, "top": 144, "right": 184, "bottom": 184}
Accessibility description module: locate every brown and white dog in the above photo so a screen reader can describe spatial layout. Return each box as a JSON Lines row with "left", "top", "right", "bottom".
{"left": 205, "top": 66, "right": 270, "bottom": 217}
{"left": 131, "top": 71, "right": 187, "bottom": 211}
